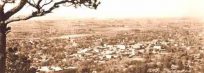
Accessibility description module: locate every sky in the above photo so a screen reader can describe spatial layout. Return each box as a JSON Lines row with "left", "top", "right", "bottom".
{"left": 5, "top": 0, "right": 204, "bottom": 19}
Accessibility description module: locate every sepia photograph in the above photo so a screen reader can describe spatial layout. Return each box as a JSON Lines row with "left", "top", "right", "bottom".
{"left": 0, "top": 0, "right": 204, "bottom": 73}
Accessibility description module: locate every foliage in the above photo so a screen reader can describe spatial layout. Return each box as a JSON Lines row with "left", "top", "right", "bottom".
{"left": 6, "top": 47, "right": 37, "bottom": 73}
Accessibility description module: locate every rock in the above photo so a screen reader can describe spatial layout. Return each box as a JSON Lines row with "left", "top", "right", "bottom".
{"left": 186, "top": 46, "right": 191, "bottom": 50}
{"left": 151, "top": 39, "right": 159, "bottom": 44}
{"left": 115, "top": 45, "right": 126, "bottom": 49}
{"left": 72, "top": 42, "right": 78, "bottom": 47}
{"left": 105, "top": 55, "right": 112, "bottom": 59}
{"left": 160, "top": 41, "right": 169, "bottom": 46}
{"left": 51, "top": 66, "right": 63, "bottom": 71}
{"left": 138, "top": 49, "right": 145, "bottom": 54}
{"left": 107, "top": 45, "right": 114, "bottom": 48}
{"left": 153, "top": 45, "right": 162, "bottom": 50}
{"left": 92, "top": 71, "right": 97, "bottom": 73}
{"left": 131, "top": 43, "right": 143, "bottom": 49}
{"left": 14, "top": 51, "right": 20, "bottom": 55}
{"left": 129, "top": 49, "right": 136, "bottom": 57}
{"left": 171, "top": 64, "right": 179, "bottom": 70}
{"left": 65, "top": 67, "right": 77, "bottom": 70}
{"left": 152, "top": 50, "right": 157, "bottom": 54}
{"left": 99, "top": 56, "right": 104, "bottom": 60}
{"left": 93, "top": 48, "right": 100, "bottom": 53}
{"left": 98, "top": 61, "right": 106, "bottom": 64}
{"left": 38, "top": 66, "right": 52, "bottom": 72}
{"left": 54, "top": 67, "right": 77, "bottom": 73}
{"left": 97, "top": 46, "right": 107, "bottom": 49}
{"left": 62, "top": 58, "right": 67, "bottom": 62}
{"left": 174, "top": 44, "right": 178, "bottom": 47}
{"left": 72, "top": 54, "right": 83, "bottom": 59}
{"left": 113, "top": 55, "right": 118, "bottom": 58}
{"left": 111, "top": 47, "right": 117, "bottom": 51}
{"left": 193, "top": 54, "right": 201, "bottom": 59}
{"left": 105, "top": 50, "right": 115, "bottom": 55}
{"left": 77, "top": 48, "right": 90, "bottom": 54}
{"left": 129, "top": 54, "right": 135, "bottom": 58}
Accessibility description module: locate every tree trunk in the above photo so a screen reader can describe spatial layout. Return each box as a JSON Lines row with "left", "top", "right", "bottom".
{"left": 0, "top": 21, "right": 6, "bottom": 73}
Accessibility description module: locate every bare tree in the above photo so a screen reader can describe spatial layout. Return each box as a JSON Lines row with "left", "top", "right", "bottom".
{"left": 0, "top": 0, "right": 100, "bottom": 72}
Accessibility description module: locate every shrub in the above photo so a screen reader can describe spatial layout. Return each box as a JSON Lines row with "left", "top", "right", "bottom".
{"left": 6, "top": 47, "right": 37, "bottom": 73}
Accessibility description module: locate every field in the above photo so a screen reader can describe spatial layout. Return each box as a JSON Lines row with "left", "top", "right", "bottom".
{"left": 6, "top": 18, "right": 204, "bottom": 73}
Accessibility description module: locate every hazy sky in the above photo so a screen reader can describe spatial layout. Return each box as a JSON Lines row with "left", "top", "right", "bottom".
{"left": 8, "top": 0, "right": 204, "bottom": 19}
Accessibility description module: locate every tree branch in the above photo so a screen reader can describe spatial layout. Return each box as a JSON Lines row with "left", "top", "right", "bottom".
{"left": 36, "top": 0, "right": 42, "bottom": 6}
{"left": 4, "top": 0, "right": 27, "bottom": 20}
{"left": 5, "top": 11, "right": 40, "bottom": 24}
{"left": 41, "top": 0, "right": 53, "bottom": 8}
{"left": 45, "top": 0, "right": 72, "bottom": 13}
{"left": 6, "top": 0, "right": 72, "bottom": 24}
{"left": 0, "top": 2, "right": 6, "bottom": 9}
{"left": 27, "top": 0, "right": 37, "bottom": 8}
{"left": 6, "top": 0, "right": 100, "bottom": 24}
{"left": 0, "top": 1, "right": 6, "bottom": 20}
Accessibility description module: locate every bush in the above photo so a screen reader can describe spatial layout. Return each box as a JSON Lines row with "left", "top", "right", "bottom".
{"left": 6, "top": 47, "right": 37, "bottom": 73}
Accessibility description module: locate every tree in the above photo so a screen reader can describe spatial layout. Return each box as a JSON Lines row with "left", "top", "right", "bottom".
{"left": 0, "top": 0, "right": 100, "bottom": 73}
